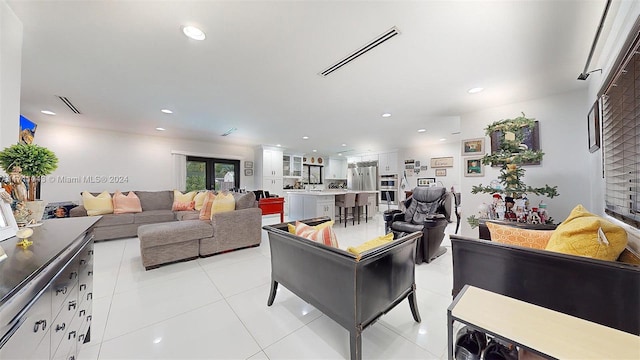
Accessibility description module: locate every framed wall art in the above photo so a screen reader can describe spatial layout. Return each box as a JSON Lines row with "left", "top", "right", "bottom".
{"left": 435, "top": 168, "right": 446, "bottom": 177}
{"left": 490, "top": 120, "right": 540, "bottom": 165}
{"left": 244, "top": 161, "right": 254, "bottom": 169}
{"left": 461, "top": 138, "right": 485, "bottom": 156}
{"left": 587, "top": 99, "right": 600, "bottom": 153}
{"left": 244, "top": 168, "right": 254, "bottom": 176}
{"left": 464, "top": 157, "right": 484, "bottom": 177}
{"left": 430, "top": 156, "right": 454, "bottom": 168}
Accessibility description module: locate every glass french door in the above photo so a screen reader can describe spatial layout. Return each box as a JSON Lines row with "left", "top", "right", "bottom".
{"left": 186, "top": 157, "right": 240, "bottom": 192}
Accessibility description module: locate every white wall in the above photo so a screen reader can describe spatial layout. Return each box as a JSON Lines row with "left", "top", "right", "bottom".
{"left": 397, "top": 141, "right": 462, "bottom": 200}
{"left": 0, "top": 0, "right": 22, "bottom": 148}
{"left": 35, "top": 122, "right": 255, "bottom": 203}
{"left": 459, "top": 89, "right": 590, "bottom": 237}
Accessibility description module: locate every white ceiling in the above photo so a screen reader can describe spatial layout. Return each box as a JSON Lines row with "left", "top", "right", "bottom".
{"left": 8, "top": 0, "right": 606, "bottom": 157}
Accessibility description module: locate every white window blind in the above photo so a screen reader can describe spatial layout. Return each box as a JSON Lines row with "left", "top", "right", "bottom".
{"left": 601, "top": 27, "right": 640, "bottom": 228}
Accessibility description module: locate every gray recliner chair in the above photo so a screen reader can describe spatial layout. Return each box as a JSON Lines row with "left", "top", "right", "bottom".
{"left": 390, "top": 186, "right": 451, "bottom": 264}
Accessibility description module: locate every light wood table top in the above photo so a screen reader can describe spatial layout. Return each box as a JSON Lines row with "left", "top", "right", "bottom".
{"left": 450, "top": 286, "right": 640, "bottom": 359}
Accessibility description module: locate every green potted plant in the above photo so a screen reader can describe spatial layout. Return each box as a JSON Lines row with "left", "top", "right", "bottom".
{"left": 0, "top": 143, "right": 59, "bottom": 222}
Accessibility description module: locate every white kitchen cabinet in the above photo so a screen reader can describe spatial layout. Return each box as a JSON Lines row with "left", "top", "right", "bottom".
{"left": 283, "top": 154, "right": 302, "bottom": 177}
{"left": 288, "top": 193, "right": 335, "bottom": 221}
{"left": 255, "top": 147, "right": 284, "bottom": 196}
{"left": 360, "top": 154, "right": 379, "bottom": 162}
{"left": 327, "top": 158, "right": 347, "bottom": 179}
{"left": 379, "top": 152, "right": 398, "bottom": 175}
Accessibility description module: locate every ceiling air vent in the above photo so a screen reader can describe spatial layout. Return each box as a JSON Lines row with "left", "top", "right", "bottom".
{"left": 57, "top": 96, "right": 81, "bottom": 114}
{"left": 319, "top": 26, "right": 401, "bottom": 77}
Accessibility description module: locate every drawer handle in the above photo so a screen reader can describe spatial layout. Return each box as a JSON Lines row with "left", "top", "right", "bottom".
{"left": 69, "top": 271, "right": 78, "bottom": 280}
{"left": 80, "top": 284, "right": 86, "bottom": 291}
{"left": 68, "top": 300, "right": 77, "bottom": 311}
{"left": 69, "top": 356, "right": 76, "bottom": 360}
{"left": 80, "top": 259, "right": 86, "bottom": 265}
{"left": 78, "top": 334, "right": 85, "bottom": 343}
{"left": 88, "top": 250, "right": 94, "bottom": 255}
{"left": 56, "top": 323, "right": 66, "bottom": 332}
{"left": 56, "top": 286, "right": 68, "bottom": 295}
{"left": 79, "top": 310, "right": 86, "bottom": 317}
{"left": 87, "top": 293, "right": 93, "bottom": 301}
{"left": 87, "top": 315, "right": 92, "bottom": 322}
{"left": 68, "top": 330, "right": 76, "bottom": 340}
{"left": 87, "top": 271, "right": 93, "bottom": 276}
{"left": 33, "top": 319, "right": 47, "bottom": 332}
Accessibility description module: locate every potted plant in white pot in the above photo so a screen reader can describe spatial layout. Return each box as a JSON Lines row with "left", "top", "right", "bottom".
{"left": 0, "top": 143, "right": 59, "bottom": 223}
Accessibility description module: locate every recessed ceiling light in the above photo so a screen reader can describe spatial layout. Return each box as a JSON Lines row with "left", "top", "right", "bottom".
{"left": 312, "top": 149, "right": 317, "bottom": 152}
{"left": 417, "top": 129, "right": 426, "bottom": 133}
{"left": 341, "top": 143, "right": 347, "bottom": 147}
{"left": 338, "top": 153, "right": 342, "bottom": 156}
{"left": 155, "top": 127, "right": 166, "bottom": 131}
{"left": 41, "top": 110, "right": 56, "bottom": 115}
{"left": 182, "top": 25, "right": 206, "bottom": 40}
{"left": 276, "top": 144, "right": 281, "bottom": 147}
{"left": 161, "top": 109, "right": 173, "bottom": 114}
{"left": 302, "top": 136, "right": 309, "bottom": 140}
{"left": 382, "top": 113, "right": 392, "bottom": 118}
{"left": 440, "top": 138, "right": 447, "bottom": 141}
{"left": 468, "top": 87, "right": 484, "bottom": 94}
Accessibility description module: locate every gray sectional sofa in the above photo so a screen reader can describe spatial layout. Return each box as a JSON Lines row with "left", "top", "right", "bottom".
{"left": 70, "top": 190, "right": 262, "bottom": 269}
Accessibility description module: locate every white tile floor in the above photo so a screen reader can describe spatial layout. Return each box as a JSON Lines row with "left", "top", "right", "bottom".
{"left": 79, "top": 213, "right": 458, "bottom": 360}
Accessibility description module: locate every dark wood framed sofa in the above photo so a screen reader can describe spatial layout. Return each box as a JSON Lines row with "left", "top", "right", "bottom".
{"left": 263, "top": 217, "right": 422, "bottom": 360}
{"left": 450, "top": 233, "right": 640, "bottom": 335}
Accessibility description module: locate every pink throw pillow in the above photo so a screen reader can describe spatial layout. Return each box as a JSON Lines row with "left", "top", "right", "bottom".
{"left": 199, "top": 192, "right": 216, "bottom": 220}
{"left": 112, "top": 191, "right": 142, "bottom": 214}
{"left": 172, "top": 201, "right": 195, "bottom": 211}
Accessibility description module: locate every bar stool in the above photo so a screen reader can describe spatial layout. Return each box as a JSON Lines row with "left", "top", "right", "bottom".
{"left": 335, "top": 193, "right": 356, "bottom": 227}
{"left": 356, "top": 192, "right": 371, "bottom": 224}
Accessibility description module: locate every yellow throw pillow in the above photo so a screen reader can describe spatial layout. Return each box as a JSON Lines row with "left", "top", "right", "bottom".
{"left": 288, "top": 220, "right": 334, "bottom": 234}
{"left": 486, "top": 222, "right": 554, "bottom": 250}
{"left": 174, "top": 190, "right": 196, "bottom": 203}
{"left": 211, "top": 192, "right": 235, "bottom": 216}
{"left": 347, "top": 232, "right": 394, "bottom": 260}
{"left": 545, "top": 204, "right": 628, "bottom": 261}
{"left": 82, "top": 191, "right": 114, "bottom": 216}
{"left": 193, "top": 191, "right": 208, "bottom": 211}
{"left": 294, "top": 221, "right": 339, "bottom": 248}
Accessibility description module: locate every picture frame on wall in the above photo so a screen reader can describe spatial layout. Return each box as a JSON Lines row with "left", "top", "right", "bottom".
{"left": 461, "top": 138, "right": 484, "bottom": 156}
{"left": 588, "top": 99, "right": 600, "bottom": 153}
{"left": 490, "top": 121, "right": 540, "bottom": 165}
{"left": 435, "top": 168, "right": 446, "bottom": 177}
{"left": 430, "top": 156, "right": 454, "bottom": 168}
{"left": 244, "top": 161, "right": 254, "bottom": 169}
{"left": 464, "top": 157, "right": 484, "bottom": 177}
{"left": 244, "top": 168, "right": 254, "bottom": 176}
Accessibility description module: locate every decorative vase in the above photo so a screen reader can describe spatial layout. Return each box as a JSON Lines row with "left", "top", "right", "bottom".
{"left": 24, "top": 200, "right": 45, "bottom": 223}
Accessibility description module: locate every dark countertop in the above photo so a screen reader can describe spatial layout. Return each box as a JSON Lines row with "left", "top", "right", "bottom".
{"left": 0, "top": 216, "right": 100, "bottom": 305}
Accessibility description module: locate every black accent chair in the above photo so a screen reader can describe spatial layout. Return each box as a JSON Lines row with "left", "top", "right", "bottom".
{"left": 390, "top": 186, "right": 451, "bottom": 264}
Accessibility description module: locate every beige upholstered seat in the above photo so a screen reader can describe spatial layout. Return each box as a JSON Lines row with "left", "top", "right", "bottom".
{"left": 355, "top": 192, "right": 371, "bottom": 224}
{"left": 335, "top": 192, "right": 356, "bottom": 227}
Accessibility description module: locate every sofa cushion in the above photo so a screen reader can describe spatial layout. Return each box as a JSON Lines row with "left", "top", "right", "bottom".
{"left": 295, "top": 220, "right": 339, "bottom": 248}
{"left": 135, "top": 190, "right": 173, "bottom": 211}
{"left": 138, "top": 220, "right": 213, "bottom": 248}
{"left": 112, "top": 190, "right": 142, "bottom": 214}
{"left": 347, "top": 232, "right": 394, "bottom": 260}
{"left": 233, "top": 192, "right": 256, "bottom": 210}
{"left": 545, "top": 204, "right": 628, "bottom": 261}
{"left": 134, "top": 209, "right": 176, "bottom": 224}
{"left": 193, "top": 191, "right": 208, "bottom": 211}
{"left": 486, "top": 222, "right": 553, "bottom": 250}
{"left": 199, "top": 191, "right": 216, "bottom": 220}
{"left": 94, "top": 213, "right": 135, "bottom": 227}
{"left": 174, "top": 190, "right": 197, "bottom": 202}
{"left": 288, "top": 220, "right": 334, "bottom": 234}
{"left": 172, "top": 200, "right": 195, "bottom": 211}
{"left": 175, "top": 210, "right": 200, "bottom": 221}
{"left": 211, "top": 192, "right": 235, "bottom": 215}
{"left": 82, "top": 191, "right": 114, "bottom": 216}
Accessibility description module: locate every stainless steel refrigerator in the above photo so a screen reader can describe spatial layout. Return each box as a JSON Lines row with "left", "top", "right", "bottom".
{"left": 347, "top": 162, "right": 378, "bottom": 191}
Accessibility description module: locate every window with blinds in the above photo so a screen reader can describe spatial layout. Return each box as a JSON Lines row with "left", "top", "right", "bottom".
{"left": 601, "top": 25, "right": 640, "bottom": 229}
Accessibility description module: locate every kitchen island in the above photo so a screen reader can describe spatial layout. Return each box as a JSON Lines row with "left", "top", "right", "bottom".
{"left": 287, "top": 191, "right": 378, "bottom": 222}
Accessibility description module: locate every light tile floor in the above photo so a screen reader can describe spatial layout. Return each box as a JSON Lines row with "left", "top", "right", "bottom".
{"left": 80, "top": 213, "right": 458, "bottom": 360}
